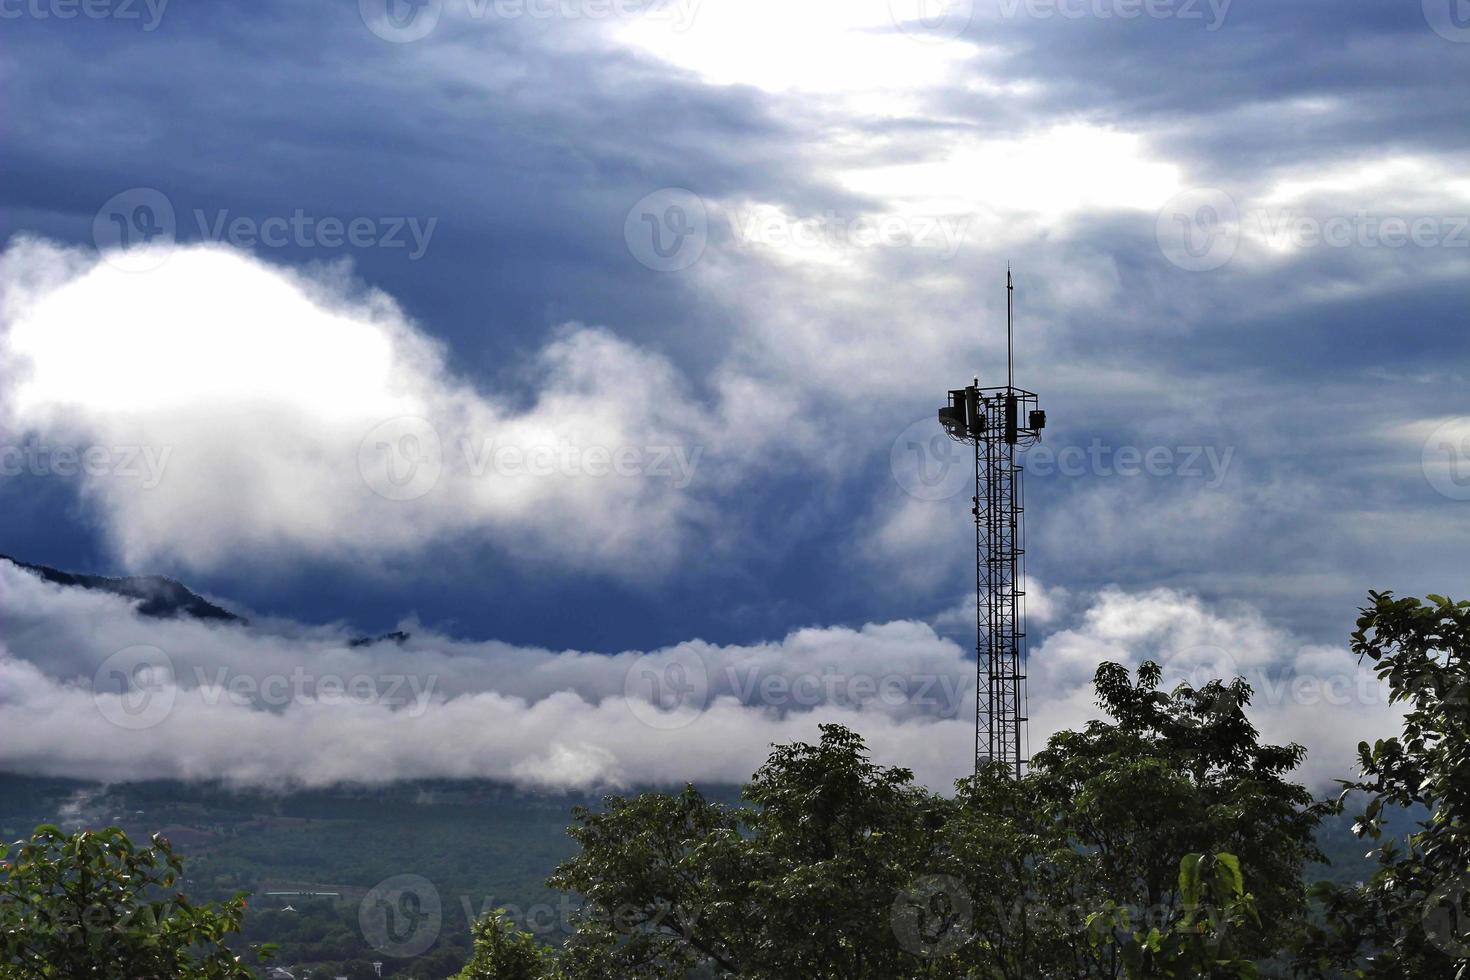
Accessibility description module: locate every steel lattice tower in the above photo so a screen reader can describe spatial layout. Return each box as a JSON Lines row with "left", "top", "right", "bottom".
{"left": 938, "top": 271, "right": 1046, "bottom": 779}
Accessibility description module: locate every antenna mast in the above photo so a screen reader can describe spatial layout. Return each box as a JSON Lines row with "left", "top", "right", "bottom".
{"left": 1007, "top": 265, "right": 1014, "bottom": 389}
{"left": 937, "top": 272, "right": 1046, "bottom": 780}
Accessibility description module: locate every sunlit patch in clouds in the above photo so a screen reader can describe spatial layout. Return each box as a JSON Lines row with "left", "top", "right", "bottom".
{"left": 1260, "top": 155, "right": 1470, "bottom": 209}
{"left": 841, "top": 123, "right": 1183, "bottom": 228}
{"left": 7, "top": 246, "right": 409, "bottom": 422}
{"left": 1242, "top": 154, "right": 1470, "bottom": 271}
{"left": 613, "top": 0, "right": 1184, "bottom": 254}
{"left": 612, "top": 0, "right": 982, "bottom": 104}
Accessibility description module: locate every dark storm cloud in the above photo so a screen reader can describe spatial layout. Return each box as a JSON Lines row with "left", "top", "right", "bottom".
{"left": 949, "top": 0, "right": 1470, "bottom": 159}
{"left": 0, "top": 0, "right": 1466, "bottom": 657}
{"left": 0, "top": 0, "right": 821, "bottom": 376}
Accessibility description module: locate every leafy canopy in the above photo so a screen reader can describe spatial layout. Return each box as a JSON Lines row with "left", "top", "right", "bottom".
{"left": 0, "top": 825, "right": 272, "bottom": 979}
{"left": 1294, "top": 592, "right": 1470, "bottom": 979}
{"left": 461, "top": 659, "right": 1323, "bottom": 979}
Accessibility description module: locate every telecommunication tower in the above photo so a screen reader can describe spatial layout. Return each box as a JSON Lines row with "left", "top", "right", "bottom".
{"left": 937, "top": 270, "right": 1046, "bottom": 780}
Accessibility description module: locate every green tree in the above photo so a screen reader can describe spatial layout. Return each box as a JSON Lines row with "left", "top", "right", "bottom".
{"left": 459, "top": 910, "right": 555, "bottom": 980}
{"left": 459, "top": 661, "right": 1322, "bottom": 978}
{"left": 1086, "top": 852, "right": 1262, "bottom": 979}
{"left": 931, "top": 661, "right": 1324, "bottom": 978}
{"left": 543, "top": 724, "right": 948, "bottom": 979}
{"left": 1294, "top": 591, "right": 1470, "bottom": 978}
{"left": 0, "top": 825, "right": 272, "bottom": 979}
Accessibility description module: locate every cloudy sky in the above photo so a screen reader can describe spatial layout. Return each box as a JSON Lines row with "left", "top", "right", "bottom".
{"left": 0, "top": 0, "right": 1465, "bottom": 790}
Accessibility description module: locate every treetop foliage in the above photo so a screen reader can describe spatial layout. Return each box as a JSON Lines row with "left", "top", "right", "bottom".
{"left": 0, "top": 825, "right": 272, "bottom": 979}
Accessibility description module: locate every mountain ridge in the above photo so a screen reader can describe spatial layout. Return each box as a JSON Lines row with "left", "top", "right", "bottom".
{"left": 0, "top": 554, "right": 244, "bottom": 624}
{"left": 0, "top": 554, "right": 417, "bottom": 647}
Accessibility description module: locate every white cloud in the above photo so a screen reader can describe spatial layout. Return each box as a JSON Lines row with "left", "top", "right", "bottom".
{"left": 932, "top": 576, "right": 1067, "bottom": 635}
{"left": 0, "top": 239, "right": 737, "bottom": 576}
{"left": 1027, "top": 587, "right": 1404, "bottom": 787}
{"left": 0, "top": 561, "right": 1400, "bottom": 793}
